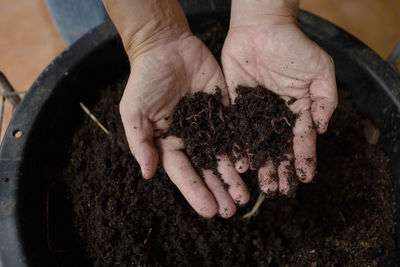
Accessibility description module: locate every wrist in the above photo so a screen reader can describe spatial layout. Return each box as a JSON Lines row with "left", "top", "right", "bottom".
{"left": 230, "top": 0, "right": 299, "bottom": 27}
{"left": 103, "top": 0, "right": 191, "bottom": 61}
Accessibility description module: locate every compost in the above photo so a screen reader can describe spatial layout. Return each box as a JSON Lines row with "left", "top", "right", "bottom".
{"left": 228, "top": 85, "right": 296, "bottom": 170}
{"left": 59, "top": 25, "right": 396, "bottom": 266}
{"left": 167, "top": 85, "right": 296, "bottom": 179}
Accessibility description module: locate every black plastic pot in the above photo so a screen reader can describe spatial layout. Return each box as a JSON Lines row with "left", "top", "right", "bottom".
{"left": 0, "top": 8, "right": 399, "bottom": 267}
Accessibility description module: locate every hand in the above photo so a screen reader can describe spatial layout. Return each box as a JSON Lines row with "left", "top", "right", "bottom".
{"left": 104, "top": 0, "right": 249, "bottom": 218}
{"left": 222, "top": 0, "right": 337, "bottom": 195}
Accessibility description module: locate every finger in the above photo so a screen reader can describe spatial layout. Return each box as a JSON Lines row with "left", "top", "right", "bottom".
{"left": 203, "top": 170, "right": 237, "bottom": 218}
{"left": 217, "top": 155, "right": 250, "bottom": 205}
{"left": 258, "top": 160, "right": 279, "bottom": 195}
{"left": 158, "top": 137, "right": 218, "bottom": 218}
{"left": 293, "top": 110, "right": 317, "bottom": 183}
{"left": 310, "top": 55, "right": 338, "bottom": 133}
{"left": 234, "top": 156, "right": 250, "bottom": 173}
{"left": 120, "top": 106, "right": 158, "bottom": 179}
{"left": 277, "top": 156, "right": 298, "bottom": 197}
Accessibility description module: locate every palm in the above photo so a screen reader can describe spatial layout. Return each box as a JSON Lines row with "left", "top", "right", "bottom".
{"left": 121, "top": 34, "right": 249, "bottom": 218}
{"left": 124, "top": 35, "right": 228, "bottom": 131}
{"left": 222, "top": 22, "right": 337, "bottom": 195}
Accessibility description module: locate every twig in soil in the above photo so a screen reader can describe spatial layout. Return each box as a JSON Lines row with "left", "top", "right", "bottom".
{"left": 79, "top": 102, "right": 110, "bottom": 135}
{"left": 186, "top": 114, "right": 202, "bottom": 121}
{"left": 242, "top": 193, "right": 266, "bottom": 219}
{"left": 144, "top": 228, "right": 152, "bottom": 244}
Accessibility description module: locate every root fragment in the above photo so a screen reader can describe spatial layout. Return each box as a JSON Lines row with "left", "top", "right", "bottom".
{"left": 144, "top": 228, "right": 152, "bottom": 244}
{"left": 242, "top": 193, "right": 265, "bottom": 219}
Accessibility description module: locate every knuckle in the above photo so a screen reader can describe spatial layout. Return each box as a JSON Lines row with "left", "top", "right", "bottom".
{"left": 294, "top": 120, "right": 314, "bottom": 137}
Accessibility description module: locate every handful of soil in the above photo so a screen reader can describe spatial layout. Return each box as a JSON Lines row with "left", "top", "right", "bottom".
{"left": 167, "top": 85, "right": 296, "bottom": 178}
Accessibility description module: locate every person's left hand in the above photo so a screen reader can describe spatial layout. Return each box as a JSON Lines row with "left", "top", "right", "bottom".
{"left": 103, "top": 0, "right": 250, "bottom": 218}
{"left": 222, "top": 16, "right": 338, "bottom": 195}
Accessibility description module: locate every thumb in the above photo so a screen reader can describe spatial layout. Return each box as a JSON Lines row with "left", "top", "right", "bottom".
{"left": 310, "top": 55, "right": 338, "bottom": 133}
{"left": 120, "top": 105, "right": 158, "bottom": 179}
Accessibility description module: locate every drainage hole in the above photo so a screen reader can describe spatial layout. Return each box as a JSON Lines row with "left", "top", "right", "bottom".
{"left": 13, "top": 130, "right": 22, "bottom": 138}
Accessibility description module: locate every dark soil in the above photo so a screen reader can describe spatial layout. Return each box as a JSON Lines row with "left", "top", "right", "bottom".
{"left": 166, "top": 88, "right": 232, "bottom": 175}
{"left": 229, "top": 85, "right": 296, "bottom": 169}
{"left": 60, "top": 77, "right": 396, "bottom": 266}
{"left": 57, "top": 24, "right": 396, "bottom": 266}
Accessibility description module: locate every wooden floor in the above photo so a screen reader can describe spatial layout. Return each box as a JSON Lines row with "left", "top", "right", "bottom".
{"left": 1, "top": 0, "right": 399, "bottom": 140}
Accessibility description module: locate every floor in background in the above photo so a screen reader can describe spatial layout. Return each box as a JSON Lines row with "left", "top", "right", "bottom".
{"left": 0, "top": 0, "right": 399, "bottom": 140}
{"left": 0, "top": 0, "right": 65, "bottom": 140}
{"left": 301, "top": 0, "right": 400, "bottom": 59}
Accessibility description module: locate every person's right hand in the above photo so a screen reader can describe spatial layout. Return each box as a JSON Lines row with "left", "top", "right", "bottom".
{"left": 103, "top": 0, "right": 249, "bottom": 218}
{"left": 221, "top": 0, "right": 338, "bottom": 195}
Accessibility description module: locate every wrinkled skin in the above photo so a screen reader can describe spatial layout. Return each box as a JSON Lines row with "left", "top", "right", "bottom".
{"left": 120, "top": 32, "right": 250, "bottom": 218}
{"left": 222, "top": 20, "right": 338, "bottom": 195}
